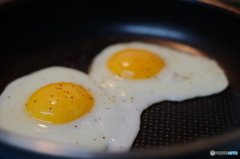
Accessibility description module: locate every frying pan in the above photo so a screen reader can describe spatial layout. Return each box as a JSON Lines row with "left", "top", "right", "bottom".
{"left": 0, "top": 0, "right": 240, "bottom": 158}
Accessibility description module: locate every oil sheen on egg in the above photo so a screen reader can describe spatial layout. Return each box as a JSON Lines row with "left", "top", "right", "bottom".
{"left": 0, "top": 66, "right": 119, "bottom": 151}
{"left": 89, "top": 41, "right": 229, "bottom": 152}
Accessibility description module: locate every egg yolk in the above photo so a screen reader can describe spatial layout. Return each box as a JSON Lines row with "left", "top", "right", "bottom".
{"left": 107, "top": 49, "right": 165, "bottom": 79}
{"left": 26, "top": 82, "right": 94, "bottom": 124}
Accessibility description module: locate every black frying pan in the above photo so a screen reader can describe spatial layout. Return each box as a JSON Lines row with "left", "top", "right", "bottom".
{"left": 0, "top": 0, "right": 240, "bottom": 158}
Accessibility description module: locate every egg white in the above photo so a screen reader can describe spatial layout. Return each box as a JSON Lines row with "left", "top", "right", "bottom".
{"left": 89, "top": 41, "right": 229, "bottom": 152}
{"left": 0, "top": 66, "right": 118, "bottom": 151}
{"left": 0, "top": 42, "right": 229, "bottom": 153}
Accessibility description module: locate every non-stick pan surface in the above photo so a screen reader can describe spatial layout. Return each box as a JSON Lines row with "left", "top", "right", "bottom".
{"left": 0, "top": 0, "right": 240, "bottom": 158}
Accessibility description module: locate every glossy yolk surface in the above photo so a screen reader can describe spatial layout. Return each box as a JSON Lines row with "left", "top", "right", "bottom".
{"left": 107, "top": 49, "right": 165, "bottom": 79}
{"left": 26, "top": 82, "right": 94, "bottom": 124}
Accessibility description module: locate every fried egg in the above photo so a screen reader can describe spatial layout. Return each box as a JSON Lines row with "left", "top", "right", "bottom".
{"left": 0, "top": 66, "right": 119, "bottom": 151}
{"left": 89, "top": 41, "right": 229, "bottom": 151}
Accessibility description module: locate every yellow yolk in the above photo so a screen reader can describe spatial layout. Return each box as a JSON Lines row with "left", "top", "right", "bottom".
{"left": 26, "top": 82, "right": 94, "bottom": 124}
{"left": 107, "top": 49, "right": 165, "bottom": 79}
